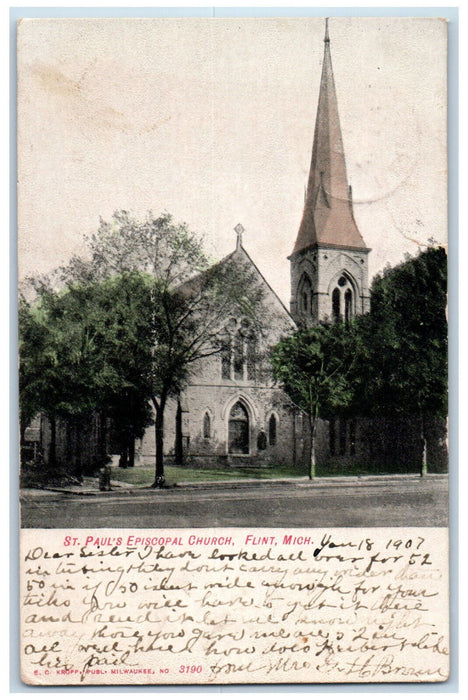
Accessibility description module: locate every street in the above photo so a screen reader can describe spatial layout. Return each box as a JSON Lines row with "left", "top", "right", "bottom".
{"left": 20, "top": 475, "right": 448, "bottom": 528}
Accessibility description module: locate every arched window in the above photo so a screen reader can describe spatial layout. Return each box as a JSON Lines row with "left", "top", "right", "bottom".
{"left": 268, "top": 414, "right": 277, "bottom": 446}
{"left": 246, "top": 335, "right": 256, "bottom": 381}
{"left": 332, "top": 274, "right": 355, "bottom": 324}
{"left": 220, "top": 321, "right": 255, "bottom": 381}
{"left": 298, "top": 273, "right": 313, "bottom": 315}
{"left": 203, "top": 412, "right": 211, "bottom": 439}
{"left": 228, "top": 401, "right": 249, "bottom": 454}
{"left": 345, "top": 289, "right": 353, "bottom": 324}
{"left": 233, "top": 331, "right": 244, "bottom": 380}
{"left": 332, "top": 288, "right": 340, "bottom": 323}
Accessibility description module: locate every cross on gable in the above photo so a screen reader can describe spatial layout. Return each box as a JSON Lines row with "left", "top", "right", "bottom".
{"left": 234, "top": 223, "right": 245, "bottom": 249}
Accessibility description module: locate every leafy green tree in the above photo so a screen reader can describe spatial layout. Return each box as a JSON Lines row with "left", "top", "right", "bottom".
{"left": 61, "top": 211, "right": 209, "bottom": 287}
{"left": 37, "top": 211, "right": 266, "bottom": 486}
{"left": 19, "top": 282, "right": 102, "bottom": 472}
{"left": 19, "top": 272, "right": 156, "bottom": 476}
{"left": 271, "top": 322, "right": 357, "bottom": 479}
{"left": 355, "top": 246, "right": 448, "bottom": 475}
{"left": 19, "top": 293, "right": 59, "bottom": 465}
{"left": 80, "top": 272, "right": 156, "bottom": 470}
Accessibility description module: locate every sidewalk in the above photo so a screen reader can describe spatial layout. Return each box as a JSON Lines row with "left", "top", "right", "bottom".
{"left": 20, "top": 472, "right": 448, "bottom": 498}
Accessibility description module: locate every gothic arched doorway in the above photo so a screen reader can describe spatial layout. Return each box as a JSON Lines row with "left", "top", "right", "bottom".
{"left": 228, "top": 401, "right": 249, "bottom": 454}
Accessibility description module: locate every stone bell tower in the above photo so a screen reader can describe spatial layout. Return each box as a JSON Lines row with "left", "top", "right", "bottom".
{"left": 290, "top": 19, "right": 370, "bottom": 327}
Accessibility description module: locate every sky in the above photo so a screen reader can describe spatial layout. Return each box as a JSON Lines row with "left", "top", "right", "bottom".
{"left": 17, "top": 16, "right": 447, "bottom": 304}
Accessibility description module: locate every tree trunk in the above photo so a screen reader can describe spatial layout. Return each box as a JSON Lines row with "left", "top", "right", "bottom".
{"left": 308, "top": 414, "right": 317, "bottom": 480}
{"left": 48, "top": 414, "right": 57, "bottom": 471}
{"left": 152, "top": 394, "right": 167, "bottom": 488}
{"left": 97, "top": 411, "right": 108, "bottom": 469}
{"left": 174, "top": 400, "right": 183, "bottom": 465}
{"left": 65, "top": 418, "right": 73, "bottom": 470}
{"left": 20, "top": 415, "right": 27, "bottom": 447}
{"left": 128, "top": 438, "right": 135, "bottom": 468}
{"left": 292, "top": 409, "right": 297, "bottom": 468}
{"left": 74, "top": 415, "right": 85, "bottom": 482}
{"left": 420, "top": 413, "right": 427, "bottom": 477}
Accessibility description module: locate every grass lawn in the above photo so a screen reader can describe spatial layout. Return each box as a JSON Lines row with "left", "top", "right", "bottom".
{"left": 111, "top": 460, "right": 420, "bottom": 486}
{"left": 112, "top": 461, "right": 308, "bottom": 486}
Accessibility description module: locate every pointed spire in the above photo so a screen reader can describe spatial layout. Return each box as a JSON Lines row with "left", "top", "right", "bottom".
{"left": 291, "top": 19, "right": 367, "bottom": 256}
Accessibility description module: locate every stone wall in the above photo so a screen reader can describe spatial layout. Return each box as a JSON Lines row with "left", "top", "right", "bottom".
{"left": 140, "top": 356, "right": 301, "bottom": 467}
{"left": 290, "top": 245, "right": 370, "bottom": 327}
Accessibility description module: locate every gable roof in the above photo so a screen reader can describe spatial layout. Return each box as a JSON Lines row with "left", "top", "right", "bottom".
{"left": 232, "top": 244, "right": 296, "bottom": 326}
{"left": 178, "top": 242, "right": 296, "bottom": 330}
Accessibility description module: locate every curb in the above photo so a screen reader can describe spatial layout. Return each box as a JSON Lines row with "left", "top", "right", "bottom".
{"left": 20, "top": 473, "right": 448, "bottom": 497}
{"left": 173, "top": 473, "right": 448, "bottom": 491}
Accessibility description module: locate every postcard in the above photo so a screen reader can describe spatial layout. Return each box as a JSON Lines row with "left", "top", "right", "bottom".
{"left": 18, "top": 16, "right": 449, "bottom": 685}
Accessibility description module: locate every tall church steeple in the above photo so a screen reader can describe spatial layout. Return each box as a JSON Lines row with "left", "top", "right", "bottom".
{"left": 293, "top": 19, "right": 365, "bottom": 255}
{"left": 290, "top": 19, "right": 370, "bottom": 327}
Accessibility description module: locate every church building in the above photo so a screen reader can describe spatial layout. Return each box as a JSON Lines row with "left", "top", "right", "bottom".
{"left": 139, "top": 20, "right": 372, "bottom": 469}
{"left": 34, "top": 21, "right": 446, "bottom": 475}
